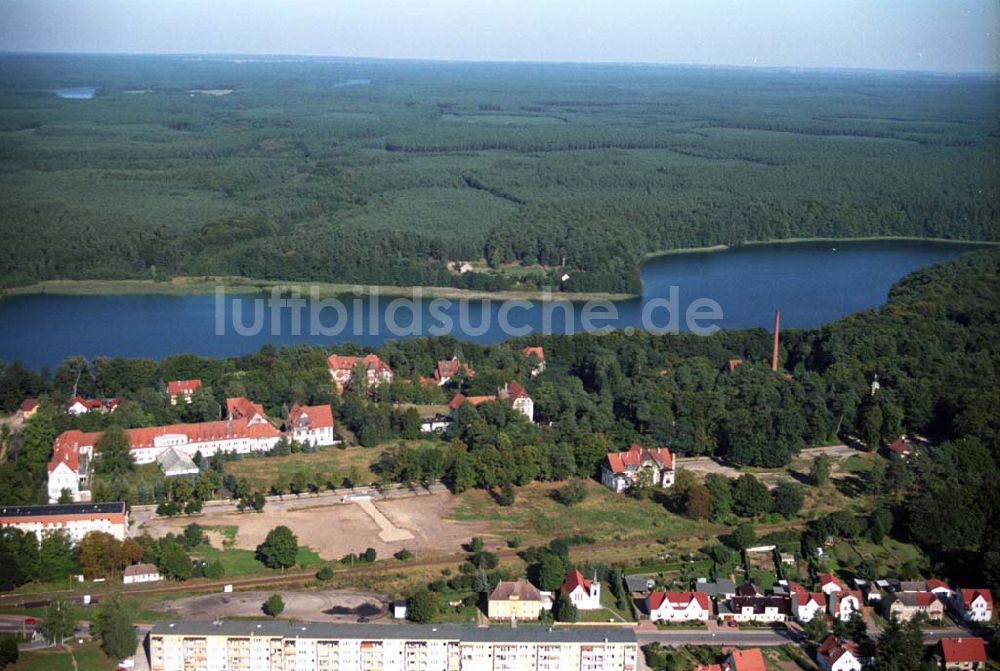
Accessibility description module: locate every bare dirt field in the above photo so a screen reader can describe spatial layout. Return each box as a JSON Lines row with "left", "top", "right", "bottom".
{"left": 142, "top": 491, "right": 489, "bottom": 559}
{"left": 160, "top": 590, "right": 388, "bottom": 622}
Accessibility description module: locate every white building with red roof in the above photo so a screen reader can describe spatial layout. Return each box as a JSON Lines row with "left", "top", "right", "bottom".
{"left": 819, "top": 572, "right": 845, "bottom": 595}
{"left": 816, "top": 636, "right": 872, "bottom": 671}
{"left": 956, "top": 589, "right": 993, "bottom": 623}
{"left": 166, "top": 379, "right": 202, "bottom": 405}
{"left": 498, "top": 381, "right": 534, "bottom": 422}
{"left": 326, "top": 353, "right": 394, "bottom": 393}
{"left": 792, "top": 591, "right": 827, "bottom": 623}
{"left": 47, "top": 429, "right": 99, "bottom": 502}
{"left": 434, "top": 357, "right": 475, "bottom": 386}
{"left": 694, "top": 648, "right": 768, "bottom": 671}
{"left": 560, "top": 569, "right": 601, "bottom": 610}
{"left": 828, "top": 590, "right": 863, "bottom": 621}
{"left": 522, "top": 346, "right": 546, "bottom": 377}
{"left": 601, "top": 443, "right": 675, "bottom": 493}
{"left": 939, "top": 637, "right": 987, "bottom": 670}
{"left": 0, "top": 502, "right": 127, "bottom": 542}
{"left": 646, "top": 591, "right": 711, "bottom": 622}
{"left": 19, "top": 398, "right": 39, "bottom": 419}
{"left": 285, "top": 403, "right": 338, "bottom": 447}
{"left": 67, "top": 396, "right": 104, "bottom": 415}
{"left": 225, "top": 396, "right": 269, "bottom": 424}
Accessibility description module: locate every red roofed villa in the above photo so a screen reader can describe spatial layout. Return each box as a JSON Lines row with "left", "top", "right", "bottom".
{"left": 326, "top": 353, "right": 394, "bottom": 393}
{"left": 285, "top": 403, "right": 338, "bottom": 447}
{"left": 167, "top": 379, "right": 202, "bottom": 405}
{"left": 601, "top": 443, "right": 675, "bottom": 493}
{"left": 522, "top": 346, "right": 546, "bottom": 376}
{"left": 434, "top": 357, "right": 475, "bottom": 385}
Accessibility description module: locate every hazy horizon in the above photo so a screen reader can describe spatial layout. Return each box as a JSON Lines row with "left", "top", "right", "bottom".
{"left": 0, "top": 0, "right": 997, "bottom": 74}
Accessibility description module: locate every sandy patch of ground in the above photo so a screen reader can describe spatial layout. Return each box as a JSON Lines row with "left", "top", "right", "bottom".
{"left": 142, "top": 491, "right": 486, "bottom": 559}
{"left": 160, "top": 590, "right": 388, "bottom": 622}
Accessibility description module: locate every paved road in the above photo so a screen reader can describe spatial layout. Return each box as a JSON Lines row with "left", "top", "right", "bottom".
{"left": 637, "top": 629, "right": 795, "bottom": 647}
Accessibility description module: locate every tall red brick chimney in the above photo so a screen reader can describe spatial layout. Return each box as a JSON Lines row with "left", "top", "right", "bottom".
{"left": 772, "top": 309, "right": 781, "bottom": 372}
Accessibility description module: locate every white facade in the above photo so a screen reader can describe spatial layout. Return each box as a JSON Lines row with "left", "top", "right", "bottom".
{"left": 793, "top": 594, "right": 826, "bottom": 623}
{"left": 0, "top": 504, "right": 128, "bottom": 543}
{"left": 288, "top": 423, "right": 336, "bottom": 447}
{"left": 958, "top": 591, "right": 993, "bottom": 623}
{"left": 817, "top": 649, "right": 863, "bottom": 671}
{"left": 47, "top": 460, "right": 87, "bottom": 503}
{"left": 123, "top": 564, "right": 162, "bottom": 584}
{"left": 647, "top": 593, "right": 711, "bottom": 622}
{"left": 830, "top": 593, "right": 863, "bottom": 621}
{"left": 149, "top": 623, "right": 640, "bottom": 671}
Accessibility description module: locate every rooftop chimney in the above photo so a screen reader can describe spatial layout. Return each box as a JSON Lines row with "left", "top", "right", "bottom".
{"left": 772, "top": 309, "right": 781, "bottom": 372}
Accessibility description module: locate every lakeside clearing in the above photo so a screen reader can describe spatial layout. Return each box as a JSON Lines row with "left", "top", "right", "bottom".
{"left": 0, "top": 277, "right": 634, "bottom": 303}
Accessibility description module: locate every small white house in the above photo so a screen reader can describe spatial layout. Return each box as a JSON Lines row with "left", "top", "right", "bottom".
{"left": 816, "top": 636, "right": 868, "bottom": 671}
{"left": 829, "top": 591, "right": 863, "bottom": 621}
{"left": 560, "top": 570, "right": 601, "bottom": 611}
{"left": 957, "top": 589, "right": 993, "bottom": 623}
{"left": 793, "top": 591, "right": 827, "bottom": 623}
{"left": 123, "top": 563, "right": 161, "bottom": 585}
{"left": 819, "top": 573, "right": 845, "bottom": 595}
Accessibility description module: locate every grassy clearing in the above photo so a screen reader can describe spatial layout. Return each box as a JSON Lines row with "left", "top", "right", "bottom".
{"left": 450, "top": 480, "right": 704, "bottom": 546}
{"left": 12, "top": 641, "right": 119, "bottom": 671}
{"left": 191, "top": 543, "right": 324, "bottom": 576}
{"left": 223, "top": 441, "right": 444, "bottom": 492}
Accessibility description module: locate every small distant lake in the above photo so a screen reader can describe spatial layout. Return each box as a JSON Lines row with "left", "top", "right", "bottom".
{"left": 0, "top": 240, "right": 985, "bottom": 370}
{"left": 53, "top": 87, "right": 98, "bottom": 99}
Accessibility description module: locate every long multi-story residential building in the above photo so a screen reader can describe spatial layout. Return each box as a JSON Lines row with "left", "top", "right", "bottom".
{"left": 148, "top": 621, "right": 639, "bottom": 671}
{"left": 0, "top": 502, "right": 128, "bottom": 542}
{"left": 48, "top": 402, "right": 283, "bottom": 502}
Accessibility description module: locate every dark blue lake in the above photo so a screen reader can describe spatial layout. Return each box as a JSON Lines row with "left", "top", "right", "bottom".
{"left": 0, "top": 240, "right": 984, "bottom": 370}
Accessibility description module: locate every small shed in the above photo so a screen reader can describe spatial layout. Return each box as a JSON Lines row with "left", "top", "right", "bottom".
{"left": 392, "top": 599, "right": 407, "bottom": 619}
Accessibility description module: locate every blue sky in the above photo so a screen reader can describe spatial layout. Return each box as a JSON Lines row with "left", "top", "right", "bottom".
{"left": 1, "top": 0, "right": 996, "bottom": 72}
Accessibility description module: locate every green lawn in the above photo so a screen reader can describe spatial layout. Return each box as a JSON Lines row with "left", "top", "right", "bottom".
{"left": 12, "top": 642, "right": 119, "bottom": 671}
{"left": 450, "top": 480, "right": 704, "bottom": 545}
{"left": 192, "top": 543, "right": 323, "bottom": 576}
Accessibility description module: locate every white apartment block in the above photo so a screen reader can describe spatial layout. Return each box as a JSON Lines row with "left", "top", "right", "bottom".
{"left": 149, "top": 621, "right": 640, "bottom": 671}
{"left": 0, "top": 502, "right": 128, "bottom": 543}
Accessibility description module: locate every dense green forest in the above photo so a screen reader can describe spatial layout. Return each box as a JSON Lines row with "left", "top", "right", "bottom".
{"left": 2, "top": 249, "right": 998, "bottom": 590}
{"left": 1, "top": 55, "right": 997, "bottom": 293}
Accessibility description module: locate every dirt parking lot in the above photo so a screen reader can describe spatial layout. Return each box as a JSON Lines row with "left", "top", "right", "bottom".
{"left": 161, "top": 590, "right": 388, "bottom": 622}
{"left": 143, "top": 491, "right": 488, "bottom": 559}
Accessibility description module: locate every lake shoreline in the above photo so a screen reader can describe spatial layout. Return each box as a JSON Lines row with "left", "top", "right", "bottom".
{"left": 642, "top": 236, "right": 996, "bottom": 260}
{"left": 3, "top": 237, "right": 993, "bottom": 304}
{"left": 0, "top": 277, "right": 635, "bottom": 303}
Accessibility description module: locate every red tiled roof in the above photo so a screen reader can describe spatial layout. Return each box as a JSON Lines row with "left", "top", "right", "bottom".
{"left": 448, "top": 393, "right": 496, "bottom": 411}
{"left": 361, "top": 353, "right": 392, "bottom": 375}
{"left": 69, "top": 396, "right": 103, "bottom": 410}
{"left": 499, "top": 381, "right": 531, "bottom": 401}
{"left": 728, "top": 648, "right": 766, "bottom": 671}
{"left": 435, "top": 357, "right": 474, "bottom": 382}
{"left": 961, "top": 588, "right": 992, "bottom": 607}
{"left": 888, "top": 436, "right": 910, "bottom": 453}
{"left": 522, "top": 346, "right": 545, "bottom": 361}
{"left": 647, "top": 591, "right": 711, "bottom": 611}
{"left": 20, "top": 399, "right": 39, "bottom": 412}
{"left": 326, "top": 354, "right": 359, "bottom": 372}
{"left": 226, "top": 396, "right": 266, "bottom": 421}
{"left": 940, "top": 637, "right": 987, "bottom": 663}
{"left": 167, "top": 379, "right": 202, "bottom": 396}
{"left": 817, "top": 636, "right": 861, "bottom": 665}
{"left": 48, "top": 429, "right": 103, "bottom": 473}
{"left": 605, "top": 443, "right": 674, "bottom": 474}
{"left": 726, "top": 359, "right": 744, "bottom": 373}
{"left": 287, "top": 403, "right": 334, "bottom": 430}
{"left": 786, "top": 581, "right": 806, "bottom": 594}
{"left": 819, "top": 573, "right": 844, "bottom": 589}
{"left": 795, "top": 591, "right": 826, "bottom": 607}
{"left": 123, "top": 563, "right": 159, "bottom": 577}
{"left": 560, "top": 569, "right": 592, "bottom": 595}
{"left": 125, "top": 418, "right": 279, "bottom": 448}
{"left": 925, "top": 578, "right": 950, "bottom": 591}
